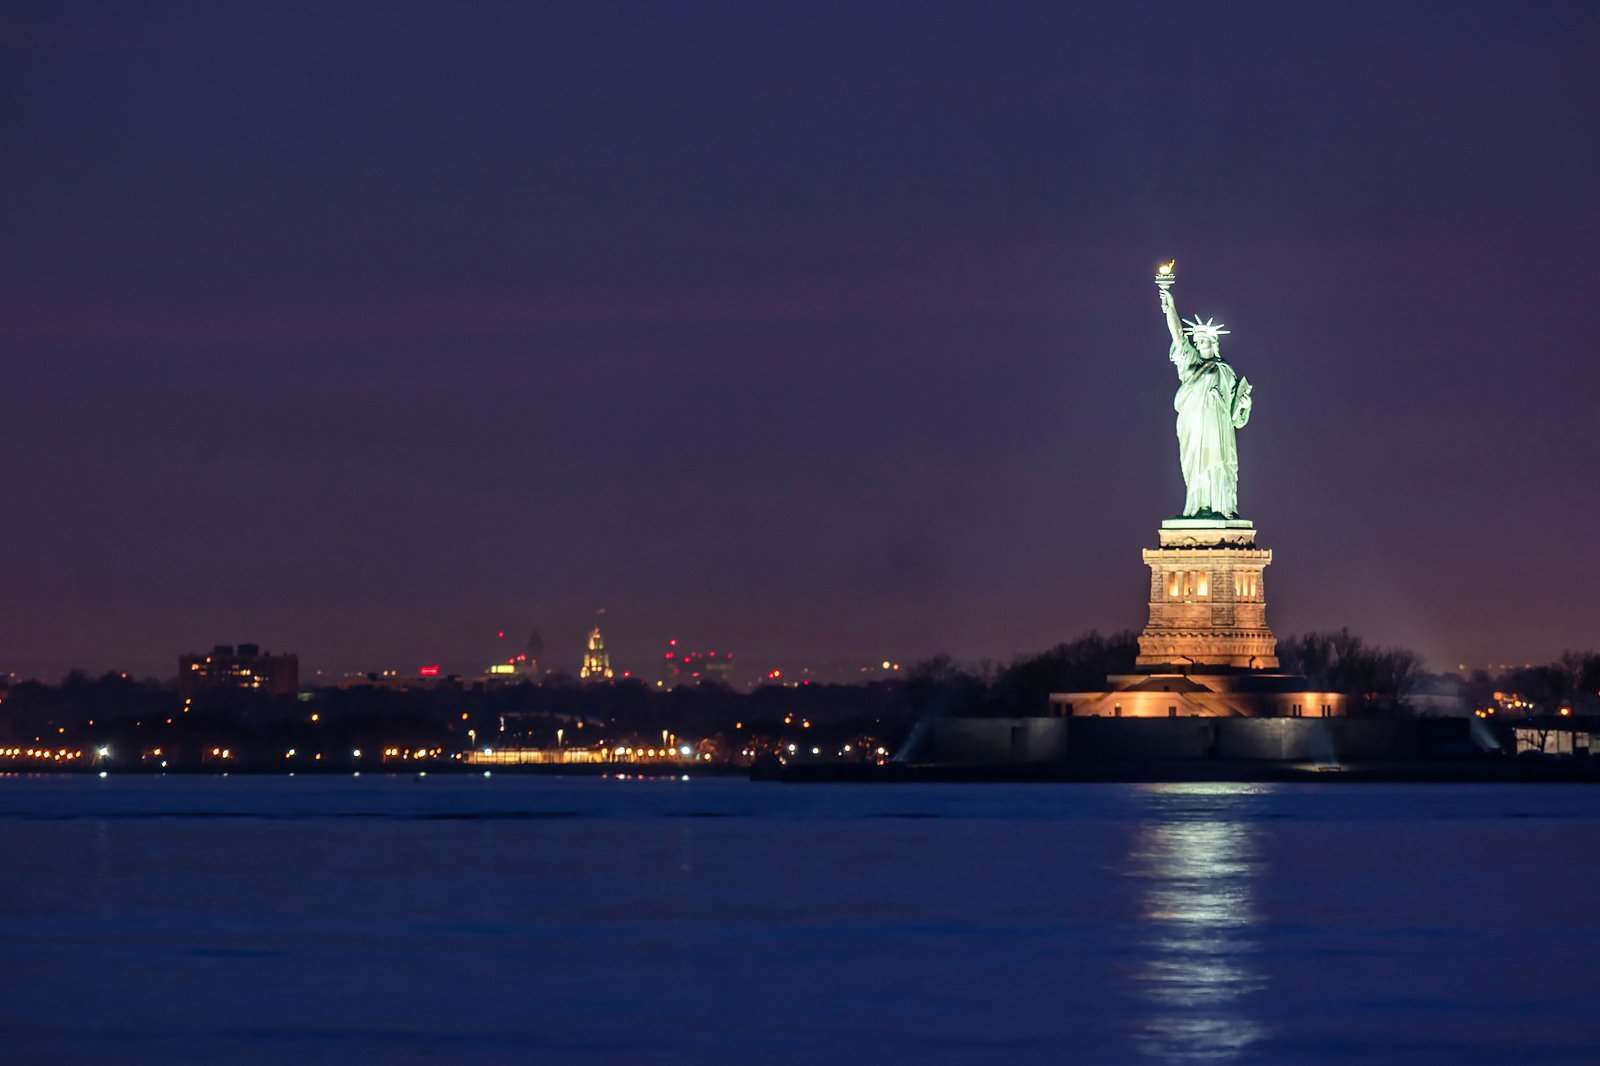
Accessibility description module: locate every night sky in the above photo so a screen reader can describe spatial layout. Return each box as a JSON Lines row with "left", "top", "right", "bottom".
{"left": 4, "top": 2, "right": 1597, "bottom": 681}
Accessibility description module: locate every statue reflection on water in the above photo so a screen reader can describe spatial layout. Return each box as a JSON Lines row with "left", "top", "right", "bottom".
{"left": 1128, "top": 783, "right": 1269, "bottom": 1061}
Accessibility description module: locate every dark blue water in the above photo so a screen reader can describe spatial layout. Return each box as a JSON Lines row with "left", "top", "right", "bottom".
{"left": 1, "top": 775, "right": 1595, "bottom": 1064}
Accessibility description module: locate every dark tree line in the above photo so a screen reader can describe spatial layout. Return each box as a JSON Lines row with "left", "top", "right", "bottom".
{"left": 906, "top": 631, "right": 1140, "bottom": 718}
{"left": 1464, "top": 651, "right": 1600, "bottom": 716}
{"left": 1275, "top": 629, "right": 1424, "bottom": 716}
{"left": 1280, "top": 635, "right": 1600, "bottom": 718}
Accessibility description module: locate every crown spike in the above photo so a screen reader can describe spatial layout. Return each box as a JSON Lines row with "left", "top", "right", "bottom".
{"left": 1182, "top": 315, "right": 1229, "bottom": 341}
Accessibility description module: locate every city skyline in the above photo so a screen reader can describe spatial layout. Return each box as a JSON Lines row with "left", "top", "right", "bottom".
{"left": 4, "top": 4, "right": 1598, "bottom": 680}
{"left": 144, "top": 626, "right": 906, "bottom": 690}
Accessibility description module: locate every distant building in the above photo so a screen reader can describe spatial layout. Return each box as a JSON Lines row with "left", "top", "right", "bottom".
{"left": 179, "top": 643, "right": 298, "bottom": 699}
{"left": 487, "top": 627, "right": 542, "bottom": 680}
{"left": 661, "top": 640, "right": 735, "bottom": 687}
{"left": 524, "top": 630, "right": 545, "bottom": 679}
{"left": 580, "top": 626, "right": 613, "bottom": 680}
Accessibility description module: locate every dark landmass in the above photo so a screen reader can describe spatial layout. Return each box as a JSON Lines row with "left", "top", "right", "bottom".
{"left": 2, "top": 634, "right": 1595, "bottom": 775}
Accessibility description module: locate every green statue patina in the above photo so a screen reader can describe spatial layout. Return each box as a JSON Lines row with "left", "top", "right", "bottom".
{"left": 1156, "top": 266, "right": 1253, "bottom": 519}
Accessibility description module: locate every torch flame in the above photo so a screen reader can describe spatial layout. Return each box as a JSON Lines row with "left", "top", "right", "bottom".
{"left": 1157, "top": 260, "right": 1175, "bottom": 275}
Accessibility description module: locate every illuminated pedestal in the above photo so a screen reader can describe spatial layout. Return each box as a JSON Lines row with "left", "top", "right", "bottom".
{"left": 1135, "top": 519, "right": 1279, "bottom": 670}
{"left": 1045, "top": 518, "right": 1348, "bottom": 719}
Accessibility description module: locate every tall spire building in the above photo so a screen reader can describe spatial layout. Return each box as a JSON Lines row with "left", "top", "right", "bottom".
{"left": 580, "top": 625, "right": 613, "bottom": 680}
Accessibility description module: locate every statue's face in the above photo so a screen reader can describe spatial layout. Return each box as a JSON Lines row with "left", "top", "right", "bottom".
{"left": 1194, "top": 333, "right": 1219, "bottom": 360}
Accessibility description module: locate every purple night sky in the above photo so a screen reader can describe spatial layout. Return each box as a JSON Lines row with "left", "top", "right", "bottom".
{"left": 3, "top": 2, "right": 1597, "bottom": 681}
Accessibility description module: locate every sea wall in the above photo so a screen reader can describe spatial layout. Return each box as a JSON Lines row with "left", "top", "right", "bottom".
{"left": 904, "top": 716, "right": 1476, "bottom": 764}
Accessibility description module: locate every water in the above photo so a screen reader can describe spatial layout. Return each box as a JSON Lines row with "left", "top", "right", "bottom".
{"left": 1, "top": 775, "right": 1595, "bottom": 1064}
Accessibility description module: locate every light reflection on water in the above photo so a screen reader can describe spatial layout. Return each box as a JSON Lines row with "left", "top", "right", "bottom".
{"left": 1130, "top": 783, "right": 1269, "bottom": 1062}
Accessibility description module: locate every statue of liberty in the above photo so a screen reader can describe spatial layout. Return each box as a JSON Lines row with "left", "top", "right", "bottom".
{"left": 1156, "top": 267, "right": 1253, "bottom": 519}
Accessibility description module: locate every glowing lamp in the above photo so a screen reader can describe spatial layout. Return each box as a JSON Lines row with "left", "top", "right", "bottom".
{"left": 1155, "top": 259, "right": 1177, "bottom": 290}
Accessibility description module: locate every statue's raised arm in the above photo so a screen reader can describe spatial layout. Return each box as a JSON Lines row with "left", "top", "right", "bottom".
{"left": 1158, "top": 287, "right": 1184, "bottom": 348}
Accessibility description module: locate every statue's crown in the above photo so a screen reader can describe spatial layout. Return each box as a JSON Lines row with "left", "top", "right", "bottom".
{"left": 1182, "top": 316, "right": 1229, "bottom": 342}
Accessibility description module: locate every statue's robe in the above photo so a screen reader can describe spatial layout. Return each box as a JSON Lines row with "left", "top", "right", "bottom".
{"left": 1170, "top": 337, "right": 1249, "bottom": 518}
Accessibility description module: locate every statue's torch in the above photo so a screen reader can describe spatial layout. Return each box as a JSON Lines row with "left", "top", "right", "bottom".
{"left": 1154, "top": 259, "right": 1177, "bottom": 290}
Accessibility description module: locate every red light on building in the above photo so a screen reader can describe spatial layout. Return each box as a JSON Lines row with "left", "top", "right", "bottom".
{"left": 419, "top": 665, "right": 440, "bottom": 677}
{"left": 497, "top": 631, "right": 505, "bottom": 639}
{"left": 516, "top": 654, "right": 527, "bottom": 661}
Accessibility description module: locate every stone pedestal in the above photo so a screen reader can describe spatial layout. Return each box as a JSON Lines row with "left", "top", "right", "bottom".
{"left": 1135, "top": 518, "right": 1279, "bottom": 670}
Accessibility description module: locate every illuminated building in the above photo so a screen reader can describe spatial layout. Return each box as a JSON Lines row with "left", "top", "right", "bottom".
{"left": 580, "top": 625, "right": 613, "bottom": 680}
{"left": 488, "top": 627, "right": 543, "bottom": 679}
{"left": 179, "top": 643, "right": 298, "bottom": 699}
{"left": 473, "top": 660, "right": 525, "bottom": 687}
{"left": 464, "top": 747, "right": 610, "bottom": 766}
{"left": 482, "top": 630, "right": 521, "bottom": 678}
{"left": 661, "top": 640, "right": 734, "bottom": 687}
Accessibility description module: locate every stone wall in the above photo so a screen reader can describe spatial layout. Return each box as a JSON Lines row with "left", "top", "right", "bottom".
{"left": 903, "top": 716, "right": 1475, "bottom": 764}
